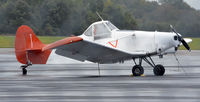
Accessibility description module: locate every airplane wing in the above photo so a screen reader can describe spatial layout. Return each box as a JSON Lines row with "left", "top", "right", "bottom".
{"left": 43, "top": 36, "right": 147, "bottom": 64}
{"left": 183, "top": 38, "right": 192, "bottom": 44}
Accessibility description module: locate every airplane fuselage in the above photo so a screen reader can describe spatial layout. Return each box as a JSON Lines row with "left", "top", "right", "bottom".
{"left": 81, "top": 30, "right": 179, "bottom": 57}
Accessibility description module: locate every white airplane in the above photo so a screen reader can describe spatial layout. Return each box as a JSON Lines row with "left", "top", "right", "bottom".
{"left": 15, "top": 15, "right": 192, "bottom": 76}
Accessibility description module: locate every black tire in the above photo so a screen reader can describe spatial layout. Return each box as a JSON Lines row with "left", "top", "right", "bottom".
{"left": 22, "top": 68, "right": 27, "bottom": 75}
{"left": 132, "top": 65, "right": 144, "bottom": 76}
{"left": 153, "top": 64, "right": 165, "bottom": 76}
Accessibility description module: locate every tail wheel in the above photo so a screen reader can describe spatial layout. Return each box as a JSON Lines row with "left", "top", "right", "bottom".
{"left": 153, "top": 64, "right": 165, "bottom": 76}
{"left": 20, "top": 64, "right": 30, "bottom": 75}
{"left": 22, "top": 68, "right": 27, "bottom": 75}
{"left": 132, "top": 65, "right": 144, "bottom": 76}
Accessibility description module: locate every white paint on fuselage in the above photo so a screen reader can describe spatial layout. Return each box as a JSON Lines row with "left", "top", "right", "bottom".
{"left": 81, "top": 29, "right": 179, "bottom": 55}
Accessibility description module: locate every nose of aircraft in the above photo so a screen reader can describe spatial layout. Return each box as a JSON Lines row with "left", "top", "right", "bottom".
{"left": 172, "top": 34, "right": 179, "bottom": 44}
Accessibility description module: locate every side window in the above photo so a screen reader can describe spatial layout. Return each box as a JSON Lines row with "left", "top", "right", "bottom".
{"left": 84, "top": 27, "right": 92, "bottom": 36}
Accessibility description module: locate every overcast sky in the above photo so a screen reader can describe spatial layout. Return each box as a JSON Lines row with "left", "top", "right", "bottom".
{"left": 184, "top": 0, "right": 200, "bottom": 10}
{"left": 147, "top": 0, "right": 200, "bottom": 10}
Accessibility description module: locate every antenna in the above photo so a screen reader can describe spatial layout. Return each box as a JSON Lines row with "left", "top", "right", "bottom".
{"left": 96, "top": 12, "right": 111, "bottom": 31}
{"left": 96, "top": 12, "right": 104, "bottom": 21}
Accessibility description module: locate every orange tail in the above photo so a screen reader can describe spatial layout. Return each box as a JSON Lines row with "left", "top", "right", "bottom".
{"left": 15, "top": 25, "right": 51, "bottom": 64}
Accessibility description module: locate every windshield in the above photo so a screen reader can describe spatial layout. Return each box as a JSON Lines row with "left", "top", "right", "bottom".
{"left": 106, "top": 21, "right": 118, "bottom": 31}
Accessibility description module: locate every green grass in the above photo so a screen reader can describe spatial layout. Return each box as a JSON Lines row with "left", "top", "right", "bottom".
{"left": 179, "top": 38, "right": 200, "bottom": 50}
{"left": 0, "top": 35, "right": 64, "bottom": 48}
{"left": 37, "top": 36, "right": 65, "bottom": 44}
{"left": 0, "top": 36, "right": 15, "bottom": 48}
{"left": 0, "top": 35, "right": 199, "bottom": 50}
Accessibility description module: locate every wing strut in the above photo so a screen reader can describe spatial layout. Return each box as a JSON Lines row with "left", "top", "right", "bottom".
{"left": 97, "top": 63, "right": 101, "bottom": 77}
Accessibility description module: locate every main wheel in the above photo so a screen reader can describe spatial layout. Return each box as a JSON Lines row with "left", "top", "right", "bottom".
{"left": 132, "top": 65, "right": 144, "bottom": 76}
{"left": 153, "top": 64, "right": 165, "bottom": 76}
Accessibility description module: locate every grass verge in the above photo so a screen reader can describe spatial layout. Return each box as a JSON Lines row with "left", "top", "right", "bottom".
{"left": 0, "top": 35, "right": 64, "bottom": 48}
{"left": 0, "top": 35, "right": 199, "bottom": 50}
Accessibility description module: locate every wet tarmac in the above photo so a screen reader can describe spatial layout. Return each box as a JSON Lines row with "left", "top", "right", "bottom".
{"left": 0, "top": 48, "right": 200, "bottom": 102}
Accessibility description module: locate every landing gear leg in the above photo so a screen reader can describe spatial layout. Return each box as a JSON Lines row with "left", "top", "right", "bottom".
{"left": 97, "top": 63, "right": 101, "bottom": 77}
{"left": 143, "top": 56, "right": 165, "bottom": 76}
{"left": 132, "top": 56, "right": 165, "bottom": 76}
{"left": 20, "top": 63, "right": 32, "bottom": 75}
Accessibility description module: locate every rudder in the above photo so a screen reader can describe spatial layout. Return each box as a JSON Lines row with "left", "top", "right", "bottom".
{"left": 15, "top": 25, "right": 51, "bottom": 64}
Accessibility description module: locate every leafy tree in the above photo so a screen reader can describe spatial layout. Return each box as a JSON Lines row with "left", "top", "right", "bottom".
{"left": 1, "top": 0, "right": 31, "bottom": 33}
{"left": 0, "top": 0, "right": 199, "bottom": 37}
{"left": 103, "top": 0, "right": 137, "bottom": 29}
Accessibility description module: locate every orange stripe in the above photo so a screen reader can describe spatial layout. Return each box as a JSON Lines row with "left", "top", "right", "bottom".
{"left": 94, "top": 26, "right": 96, "bottom": 36}
{"left": 108, "top": 40, "right": 118, "bottom": 48}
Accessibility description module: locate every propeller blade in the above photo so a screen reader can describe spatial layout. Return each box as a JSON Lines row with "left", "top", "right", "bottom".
{"left": 170, "top": 25, "right": 181, "bottom": 38}
{"left": 170, "top": 25, "right": 191, "bottom": 51}
{"left": 181, "top": 39, "right": 191, "bottom": 51}
{"left": 170, "top": 25, "right": 178, "bottom": 34}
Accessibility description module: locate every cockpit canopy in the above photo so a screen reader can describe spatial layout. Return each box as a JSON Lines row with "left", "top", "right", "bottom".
{"left": 83, "top": 21, "right": 118, "bottom": 40}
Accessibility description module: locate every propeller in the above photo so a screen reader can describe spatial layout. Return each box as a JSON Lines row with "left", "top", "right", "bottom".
{"left": 170, "top": 25, "right": 191, "bottom": 51}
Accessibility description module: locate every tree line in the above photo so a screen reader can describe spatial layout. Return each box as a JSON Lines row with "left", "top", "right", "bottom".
{"left": 0, "top": 0, "right": 199, "bottom": 37}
